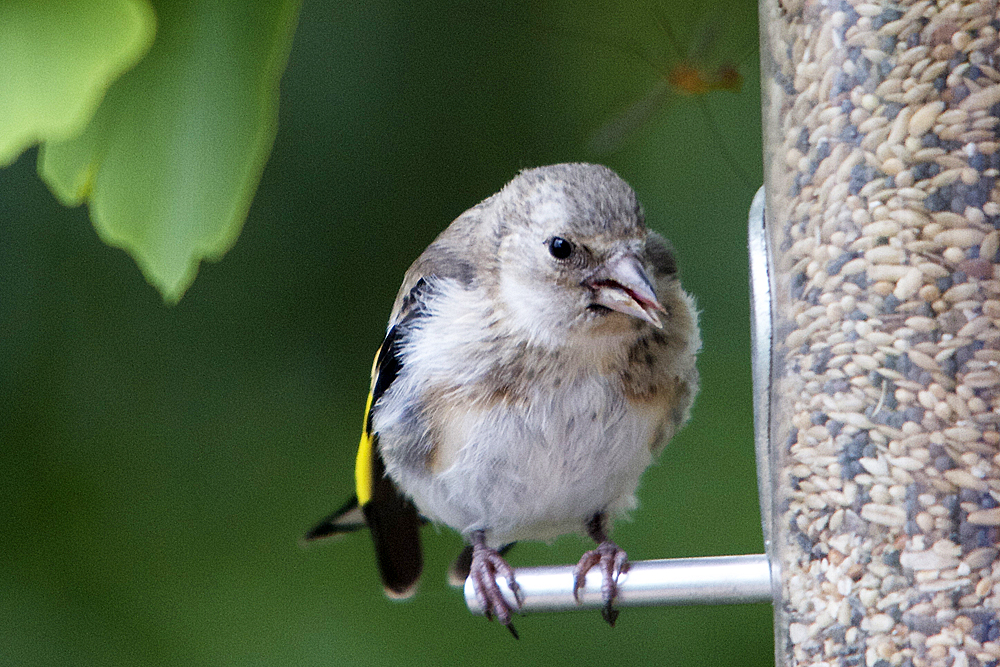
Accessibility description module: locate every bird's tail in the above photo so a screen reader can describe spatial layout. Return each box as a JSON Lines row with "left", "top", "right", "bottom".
{"left": 303, "top": 495, "right": 367, "bottom": 542}
{"left": 303, "top": 486, "right": 424, "bottom": 600}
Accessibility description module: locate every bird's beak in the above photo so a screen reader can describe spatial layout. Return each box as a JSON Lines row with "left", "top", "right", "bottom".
{"left": 585, "top": 254, "right": 665, "bottom": 328}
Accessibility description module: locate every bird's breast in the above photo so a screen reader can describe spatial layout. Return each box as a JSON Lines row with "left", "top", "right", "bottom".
{"left": 411, "top": 370, "right": 662, "bottom": 540}
{"left": 374, "top": 280, "right": 675, "bottom": 540}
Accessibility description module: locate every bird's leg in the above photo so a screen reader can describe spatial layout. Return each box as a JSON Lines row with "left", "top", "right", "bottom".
{"left": 573, "top": 512, "right": 629, "bottom": 626}
{"left": 468, "top": 529, "right": 524, "bottom": 638}
{"left": 449, "top": 542, "right": 516, "bottom": 587}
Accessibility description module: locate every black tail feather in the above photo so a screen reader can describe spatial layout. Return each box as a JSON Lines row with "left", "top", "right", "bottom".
{"left": 305, "top": 449, "right": 423, "bottom": 598}
{"left": 303, "top": 495, "right": 366, "bottom": 542}
{"left": 363, "top": 473, "right": 423, "bottom": 598}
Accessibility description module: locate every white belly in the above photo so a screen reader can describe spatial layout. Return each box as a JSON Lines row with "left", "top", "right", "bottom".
{"left": 397, "top": 374, "right": 659, "bottom": 546}
{"left": 372, "top": 278, "right": 670, "bottom": 546}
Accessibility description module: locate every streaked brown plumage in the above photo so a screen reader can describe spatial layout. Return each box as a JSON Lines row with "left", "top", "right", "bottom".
{"left": 306, "top": 163, "right": 700, "bottom": 635}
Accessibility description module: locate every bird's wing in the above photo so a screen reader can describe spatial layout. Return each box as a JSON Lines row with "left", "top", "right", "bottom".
{"left": 386, "top": 203, "right": 494, "bottom": 325}
{"left": 307, "top": 208, "right": 490, "bottom": 596}
{"left": 303, "top": 285, "right": 430, "bottom": 598}
{"left": 355, "top": 251, "right": 482, "bottom": 597}
{"left": 354, "top": 317, "right": 425, "bottom": 598}
{"left": 355, "top": 322, "right": 404, "bottom": 507}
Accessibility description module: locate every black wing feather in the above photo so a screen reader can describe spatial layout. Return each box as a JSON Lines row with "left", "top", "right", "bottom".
{"left": 304, "top": 279, "right": 433, "bottom": 598}
{"left": 362, "top": 447, "right": 423, "bottom": 597}
{"left": 302, "top": 495, "right": 367, "bottom": 542}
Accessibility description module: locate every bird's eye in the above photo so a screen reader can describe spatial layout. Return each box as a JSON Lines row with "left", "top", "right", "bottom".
{"left": 548, "top": 236, "right": 573, "bottom": 260}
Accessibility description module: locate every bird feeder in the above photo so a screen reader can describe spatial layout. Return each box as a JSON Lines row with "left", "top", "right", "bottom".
{"left": 760, "top": 0, "right": 1000, "bottom": 665}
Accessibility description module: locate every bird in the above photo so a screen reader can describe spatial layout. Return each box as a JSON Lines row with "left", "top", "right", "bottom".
{"left": 305, "top": 163, "right": 700, "bottom": 636}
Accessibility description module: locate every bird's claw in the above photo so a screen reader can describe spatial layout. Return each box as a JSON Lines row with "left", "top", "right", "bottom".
{"left": 470, "top": 542, "right": 523, "bottom": 638}
{"left": 573, "top": 541, "right": 629, "bottom": 626}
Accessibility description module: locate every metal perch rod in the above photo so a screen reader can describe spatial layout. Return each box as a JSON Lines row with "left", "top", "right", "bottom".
{"left": 464, "top": 554, "right": 773, "bottom": 614}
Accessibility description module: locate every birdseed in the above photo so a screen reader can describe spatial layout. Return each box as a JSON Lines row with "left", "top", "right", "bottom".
{"left": 761, "top": 0, "right": 1000, "bottom": 665}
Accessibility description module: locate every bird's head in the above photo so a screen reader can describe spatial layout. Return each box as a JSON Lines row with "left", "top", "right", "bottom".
{"left": 491, "top": 164, "right": 678, "bottom": 348}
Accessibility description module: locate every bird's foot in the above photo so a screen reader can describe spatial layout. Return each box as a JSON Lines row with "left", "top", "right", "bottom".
{"left": 469, "top": 536, "right": 524, "bottom": 639}
{"left": 573, "top": 540, "right": 629, "bottom": 626}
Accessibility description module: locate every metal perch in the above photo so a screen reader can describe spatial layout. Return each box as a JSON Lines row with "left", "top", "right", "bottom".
{"left": 465, "top": 554, "right": 773, "bottom": 615}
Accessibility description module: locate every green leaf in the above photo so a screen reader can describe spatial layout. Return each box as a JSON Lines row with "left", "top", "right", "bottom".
{"left": 0, "top": 0, "right": 156, "bottom": 167}
{"left": 39, "top": 0, "right": 302, "bottom": 302}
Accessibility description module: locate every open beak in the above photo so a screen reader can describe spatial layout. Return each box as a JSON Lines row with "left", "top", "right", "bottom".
{"left": 584, "top": 254, "right": 665, "bottom": 328}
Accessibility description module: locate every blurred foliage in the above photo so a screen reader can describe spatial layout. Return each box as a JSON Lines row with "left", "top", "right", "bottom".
{"left": 0, "top": 0, "right": 155, "bottom": 165}
{"left": 3, "top": 0, "right": 301, "bottom": 302}
{"left": 1, "top": 0, "right": 772, "bottom": 665}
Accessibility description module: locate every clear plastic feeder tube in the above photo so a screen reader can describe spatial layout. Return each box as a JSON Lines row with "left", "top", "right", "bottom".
{"left": 759, "top": 1, "right": 1000, "bottom": 666}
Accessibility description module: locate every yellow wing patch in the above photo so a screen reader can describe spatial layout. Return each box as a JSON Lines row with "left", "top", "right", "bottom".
{"left": 354, "top": 351, "right": 380, "bottom": 506}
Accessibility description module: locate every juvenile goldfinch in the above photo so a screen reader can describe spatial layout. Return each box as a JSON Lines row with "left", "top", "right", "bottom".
{"left": 306, "top": 163, "right": 700, "bottom": 635}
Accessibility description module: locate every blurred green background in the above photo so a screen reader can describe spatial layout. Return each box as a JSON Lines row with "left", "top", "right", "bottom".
{"left": 1, "top": 0, "right": 771, "bottom": 665}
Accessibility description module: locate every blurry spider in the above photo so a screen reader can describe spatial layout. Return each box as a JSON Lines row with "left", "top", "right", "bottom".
{"left": 580, "top": 5, "right": 755, "bottom": 186}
